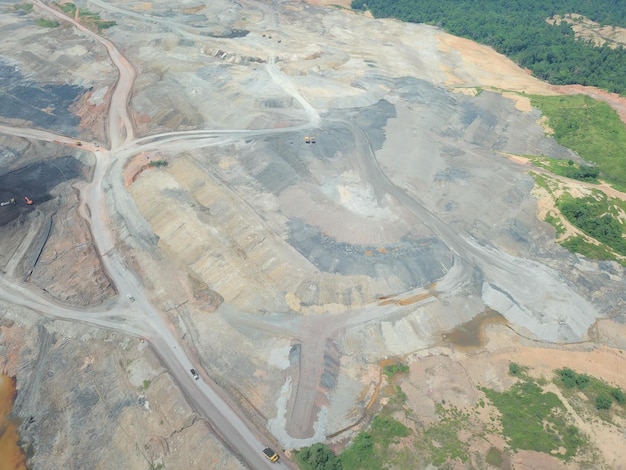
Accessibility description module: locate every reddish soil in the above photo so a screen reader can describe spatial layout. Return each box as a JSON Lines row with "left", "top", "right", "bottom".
{"left": 0, "top": 376, "right": 27, "bottom": 470}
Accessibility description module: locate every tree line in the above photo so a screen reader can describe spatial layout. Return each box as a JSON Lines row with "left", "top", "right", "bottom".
{"left": 352, "top": 0, "right": 626, "bottom": 95}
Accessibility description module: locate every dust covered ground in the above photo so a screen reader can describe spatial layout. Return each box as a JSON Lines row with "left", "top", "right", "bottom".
{"left": 1, "top": 0, "right": 626, "bottom": 468}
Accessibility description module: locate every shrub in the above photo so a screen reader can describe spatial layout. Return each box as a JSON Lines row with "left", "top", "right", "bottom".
{"left": 558, "top": 368, "right": 577, "bottom": 388}
{"left": 596, "top": 392, "right": 612, "bottom": 410}
{"left": 557, "top": 368, "right": 590, "bottom": 389}
{"left": 297, "top": 443, "right": 343, "bottom": 470}
{"left": 509, "top": 362, "right": 522, "bottom": 376}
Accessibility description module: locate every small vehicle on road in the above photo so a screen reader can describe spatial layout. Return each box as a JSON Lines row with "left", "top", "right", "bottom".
{"left": 262, "top": 447, "right": 279, "bottom": 463}
{"left": 127, "top": 294, "right": 135, "bottom": 302}
{"left": 190, "top": 369, "right": 199, "bottom": 380}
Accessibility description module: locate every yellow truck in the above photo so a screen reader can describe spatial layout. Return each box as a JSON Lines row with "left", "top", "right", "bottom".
{"left": 262, "top": 447, "right": 279, "bottom": 463}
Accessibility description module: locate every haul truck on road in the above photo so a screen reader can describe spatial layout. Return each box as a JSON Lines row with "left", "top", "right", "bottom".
{"left": 263, "top": 447, "right": 279, "bottom": 463}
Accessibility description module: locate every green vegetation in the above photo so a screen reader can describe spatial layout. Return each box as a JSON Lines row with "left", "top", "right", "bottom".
{"left": 422, "top": 404, "right": 470, "bottom": 465}
{"left": 480, "top": 379, "right": 582, "bottom": 459}
{"left": 558, "top": 193, "right": 626, "bottom": 257}
{"left": 529, "top": 172, "right": 554, "bottom": 193}
{"left": 528, "top": 155, "right": 599, "bottom": 183}
{"left": 351, "top": 0, "right": 626, "bottom": 95}
{"left": 95, "top": 20, "right": 117, "bottom": 32}
{"left": 148, "top": 160, "right": 169, "bottom": 168}
{"left": 13, "top": 3, "right": 33, "bottom": 13}
{"left": 309, "top": 365, "right": 618, "bottom": 468}
{"left": 557, "top": 367, "right": 590, "bottom": 389}
{"left": 596, "top": 392, "right": 613, "bottom": 410}
{"left": 521, "top": 95, "right": 626, "bottom": 264}
{"left": 612, "top": 388, "right": 626, "bottom": 404}
{"left": 383, "top": 362, "right": 409, "bottom": 379}
{"left": 339, "top": 415, "right": 410, "bottom": 470}
{"left": 556, "top": 368, "right": 626, "bottom": 415}
{"left": 561, "top": 235, "right": 622, "bottom": 263}
{"left": 297, "top": 382, "right": 410, "bottom": 470}
{"left": 296, "top": 443, "right": 343, "bottom": 470}
{"left": 508, "top": 361, "right": 525, "bottom": 376}
{"left": 544, "top": 212, "right": 566, "bottom": 237}
{"left": 530, "top": 95, "right": 626, "bottom": 190}
{"left": 36, "top": 18, "right": 60, "bottom": 28}
{"left": 59, "top": 2, "right": 76, "bottom": 16}
{"left": 142, "top": 379, "right": 151, "bottom": 390}
{"left": 54, "top": 2, "right": 116, "bottom": 31}
{"left": 389, "top": 385, "right": 407, "bottom": 407}
{"left": 78, "top": 8, "right": 100, "bottom": 18}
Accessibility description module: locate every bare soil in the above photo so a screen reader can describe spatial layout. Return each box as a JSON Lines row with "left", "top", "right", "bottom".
{"left": 0, "top": 375, "right": 27, "bottom": 470}
{"left": 2, "top": 1, "right": 626, "bottom": 468}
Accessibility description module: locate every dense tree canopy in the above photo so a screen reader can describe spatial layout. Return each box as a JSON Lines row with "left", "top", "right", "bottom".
{"left": 352, "top": 0, "right": 626, "bottom": 95}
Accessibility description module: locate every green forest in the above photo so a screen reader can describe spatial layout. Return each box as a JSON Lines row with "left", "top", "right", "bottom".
{"left": 351, "top": 0, "right": 626, "bottom": 95}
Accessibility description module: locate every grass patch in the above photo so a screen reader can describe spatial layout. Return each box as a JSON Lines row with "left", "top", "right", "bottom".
{"left": 95, "top": 20, "right": 116, "bottom": 32}
{"left": 480, "top": 379, "right": 582, "bottom": 460}
{"left": 383, "top": 362, "right": 409, "bottom": 380}
{"left": 13, "top": 3, "right": 33, "bottom": 13}
{"left": 561, "top": 236, "right": 623, "bottom": 264}
{"left": 142, "top": 379, "right": 151, "bottom": 390}
{"left": 390, "top": 385, "right": 407, "bottom": 407}
{"left": 339, "top": 414, "right": 410, "bottom": 470}
{"left": 544, "top": 212, "right": 566, "bottom": 237}
{"left": 36, "top": 18, "right": 60, "bottom": 28}
{"left": 530, "top": 172, "right": 556, "bottom": 193}
{"left": 530, "top": 94, "right": 626, "bottom": 191}
{"left": 59, "top": 2, "right": 76, "bottom": 15}
{"left": 54, "top": 2, "right": 116, "bottom": 31}
{"left": 528, "top": 155, "right": 599, "bottom": 183}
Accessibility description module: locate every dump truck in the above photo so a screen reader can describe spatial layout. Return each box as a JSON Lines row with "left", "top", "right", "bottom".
{"left": 304, "top": 136, "right": 310, "bottom": 143}
{"left": 262, "top": 448, "right": 279, "bottom": 463}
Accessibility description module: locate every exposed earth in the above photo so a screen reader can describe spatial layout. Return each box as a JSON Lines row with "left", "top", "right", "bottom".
{"left": 0, "top": 1, "right": 626, "bottom": 469}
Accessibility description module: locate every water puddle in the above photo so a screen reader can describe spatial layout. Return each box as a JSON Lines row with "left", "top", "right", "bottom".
{"left": 0, "top": 375, "right": 27, "bottom": 470}
{"left": 442, "top": 309, "right": 507, "bottom": 349}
